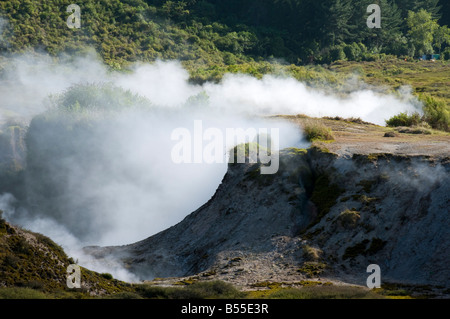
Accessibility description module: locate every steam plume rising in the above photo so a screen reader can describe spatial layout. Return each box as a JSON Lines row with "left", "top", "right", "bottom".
{"left": 0, "top": 52, "right": 422, "bottom": 281}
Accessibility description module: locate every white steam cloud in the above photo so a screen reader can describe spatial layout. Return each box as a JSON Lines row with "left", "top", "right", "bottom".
{"left": 0, "top": 52, "right": 422, "bottom": 124}
{"left": 0, "top": 51, "right": 422, "bottom": 281}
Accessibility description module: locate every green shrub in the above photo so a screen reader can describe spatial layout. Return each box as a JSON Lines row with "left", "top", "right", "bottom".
{"left": 396, "top": 126, "right": 432, "bottom": 135}
{"left": 420, "top": 95, "right": 450, "bottom": 132}
{"left": 331, "top": 45, "right": 346, "bottom": 61}
{"left": 297, "top": 262, "right": 327, "bottom": 278}
{"left": 310, "top": 174, "right": 344, "bottom": 224}
{"left": 302, "top": 245, "right": 322, "bottom": 261}
{"left": 337, "top": 209, "right": 360, "bottom": 229}
{"left": 344, "top": 43, "right": 362, "bottom": 61}
{"left": 322, "top": 45, "right": 346, "bottom": 63}
{"left": 11, "top": 236, "right": 32, "bottom": 255}
{"left": 302, "top": 121, "right": 335, "bottom": 142}
{"left": 361, "top": 53, "right": 379, "bottom": 62}
{"left": 51, "top": 83, "right": 152, "bottom": 113}
{"left": 101, "top": 273, "right": 114, "bottom": 280}
{"left": 387, "top": 96, "right": 450, "bottom": 132}
{"left": 442, "top": 48, "right": 450, "bottom": 61}
{"left": 385, "top": 112, "right": 422, "bottom": 127}
{"left": 0, "top": 210, "right": 6, "bottom": 235}
{"left": 3, "top": 254, "right": 20, "bottom": 268}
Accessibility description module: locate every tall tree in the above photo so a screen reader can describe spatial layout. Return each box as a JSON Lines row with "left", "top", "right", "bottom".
{"left": 407, "top": 9, "right": 439, "bottom": 55}
{"left": 300, "top": 0, "right": 354, "bottom": 47}
{"left": 414, "top": 0, "right": 442, "bottom": 21}
{"left": 433, "top": 25, "right": 450, "bottom": 54}
{"left": 438, "top": 0, "right": 450, "bottom": 26}
{"left": 395, "top": 0, "right": 442, "bottom": 20}
{"left": 353, "top": 0, "right": 403, "bottom": 51}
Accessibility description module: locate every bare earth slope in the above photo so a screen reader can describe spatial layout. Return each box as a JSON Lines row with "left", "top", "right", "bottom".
{"left": 85, "top": 118, "right": 450, "bottom": 295}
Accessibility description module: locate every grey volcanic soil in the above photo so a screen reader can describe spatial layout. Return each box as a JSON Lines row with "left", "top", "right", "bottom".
{"left": 85, "top": 120, "right": 450, "bottom": 293}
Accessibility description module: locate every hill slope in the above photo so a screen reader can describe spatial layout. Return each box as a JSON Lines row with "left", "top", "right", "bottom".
{"left": 0, "top": 212, "right": 132, "bottom": 297}
{"left": 85, "top": 118, "right": 450, "bottom": 295}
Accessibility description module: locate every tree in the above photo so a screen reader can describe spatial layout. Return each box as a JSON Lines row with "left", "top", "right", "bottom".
{"left": 161, "top": 0, "right": 190, "bottom": 21}
{"left": 376, "top": 0, "right": 403, "bottom": 50}
{"left": 439, "top": 0, "right": 450, "bottom": 26}
{"left": 433, "top": 25, "right": 450, "bottom": 54}
{"left": 354, "top": 0, "right": 403, "bottom": 52}
{"left": 299, "top": 0, "right": 354, "bottom": 48}
{"left": 407, "top": 9, "right": 439, "bottom": 56}
{"left": 395, "top": 0, "right": 442, "bottom": 20}
{"left": 320, "top": 0, "right": 355, "bottom": 46}
{"left": 413, "top": 0, "right": 442, "bottom": 21}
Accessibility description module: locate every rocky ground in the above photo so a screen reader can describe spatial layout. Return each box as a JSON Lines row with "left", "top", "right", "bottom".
{"left": 85, "top": 117, "right": 450, "bottom": 297}
{"left": 281, "top": 115, "right": 450, "bottom": 159}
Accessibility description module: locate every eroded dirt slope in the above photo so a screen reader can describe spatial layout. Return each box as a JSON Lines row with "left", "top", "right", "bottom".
{"left": 85, "top": 119, "right": 449, "bottom": 295}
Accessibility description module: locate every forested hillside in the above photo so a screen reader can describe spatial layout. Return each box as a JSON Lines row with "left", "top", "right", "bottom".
{"left": 1, "top": 0, "right": 448, "bottom": 131}
{"left": 0, "top": 0, "right": 449, "bottom": 69}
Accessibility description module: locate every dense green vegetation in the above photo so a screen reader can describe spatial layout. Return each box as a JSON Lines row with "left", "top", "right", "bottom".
{"left": 0, "top": 211, "right": 133, "bottom": 297}
{"left": 310, "top": 173, "right": 344, "bottom": 225}
{"left": 1, "top": 0, "right": 449, "bottom": 131}
{"left": 0, "top": 0, "right": 449, "bottom": 68}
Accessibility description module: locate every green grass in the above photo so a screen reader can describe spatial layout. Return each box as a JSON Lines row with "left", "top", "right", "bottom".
{"left": 302, "top": 121, "right": 335, "bottom": 142}
{"left": 0, "top": 287, "right": 49, "bottom": 299}
{"left": 331, "top": 59, "right": 450, "bottom": 132}
{"left": 133, "top": 281, "right": 246, "bottom": 299}
{"left": 0, "top": 280, "right": 435, "bottom": 299}
{"left": 246, "top": 281, "right": 385, "bottom": 299}
{"left": 297, "top": 262, "right": 327, "bottom": 278}
{"left": 266, "top": 285, "right": 384, "bottom": 299}
{"left": 0, "top": 217, "right": 134, "bottom": 297}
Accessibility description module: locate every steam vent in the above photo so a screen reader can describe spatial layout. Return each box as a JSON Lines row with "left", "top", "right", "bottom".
{"left": 86, "top": 117, "right": 450, "bottom": 295}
